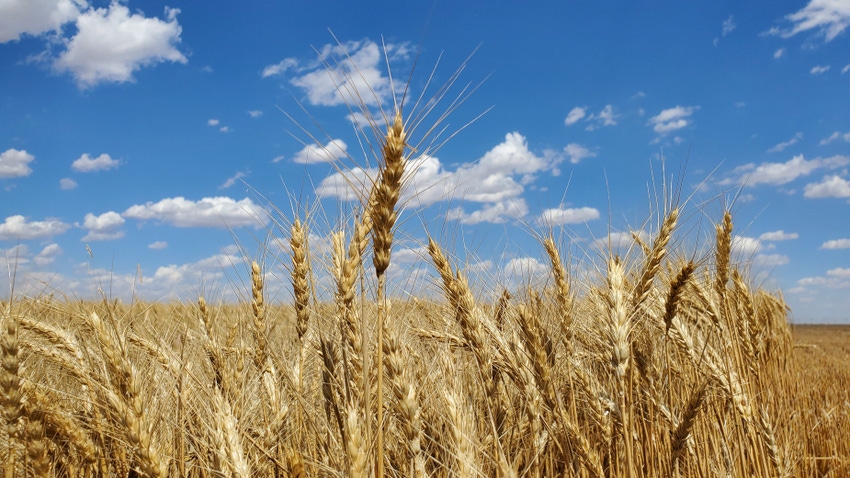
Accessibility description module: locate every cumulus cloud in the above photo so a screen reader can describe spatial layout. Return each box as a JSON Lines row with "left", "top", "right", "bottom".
{"left": 53, "top": 3, "right": 186, "bottom": 88}
{"left": 71, "top": 153, "right": 119, "bottom": 172}
{"left": 293, "top": 139, "right": 348, "bottom": 164}
{"left": 264, "top": 40, "right": 409, "bottom": 107}
{"left": 123, "top": 196, "right": 267, "bottom": 228}
{"left": 503, "top": 257, "right": 549, "bottom": 282}
{"left": 767, "top": 0, "right": 850, "bottom": 43}
{"left": 81, "top": 211, "right": 125, "bottom": 241}
{"left": 208, "top": 119, "right": 220, "bottom": 126}
{"left": 821, "top": 238, "right": 850, "bottom": 249}
{"left": 767, "top": 132, "right": 803, "bottom": 153}
{"left": 0, "top": 215, "right": 70, "bottom": 240}
{"left": 60, "top": 177, "right": 77, "bottom": 190}
{"left": 774, "top": 48, "right": 785, "bottom": 59}
{"left": 730, "top": 154, "right": 850, "bottom": 187}
{"left": 594, "top": 231, "right": 650, "bottom": 253}
{"left": 564, "top": 106, "right": 586, "bottom": 126}
{"left": 0, "top": 148, "right": 35, "bottom": 178}
{"left": 810, "top": 65, "right": 831, "bottom": 75}
{"left": 843, "top": 64, "right": 850, "bottom": 74}
{"left": 649, "top": 106, "right": 698, "bottom": 134}
{"left": 732, "top": 235, "right": 762, "bottom": 256}
{"left": 0, "top": 0, "right": 81, "bottom": 43}
{"left": 753, "top": 254, "right": 790, "bottom": 267}
{"left": 33, "top": 243, "right": 62, "bottom": 266}
{"left": 819, "top": 131, "right": 850, "bottom": 145}
{"left": 316, "top": 132, "right": 562, "bottom": 224}
{"left": 447, "top": 200, "right": 529, "bottom": 225}
{"left": 563, "top": 143, "right": 596, "bottom": 164}
{"left": 248, "top": 110, "right": 263, "bottom": 118}
{"left": 537, "top": 206, "right": 600, "bottom": 226}
{"left": 803, "top": 174, "right": 850, "bottom": 198}
{"left": 148, "top": 241, "right": 168, "bottom": 250}
{"left": 759, "top": 230, "right": 799, "bottom": 241}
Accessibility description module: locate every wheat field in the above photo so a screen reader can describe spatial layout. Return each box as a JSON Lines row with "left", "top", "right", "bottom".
{"left": 3, "top": 52, "right": 850, "bottom": 478}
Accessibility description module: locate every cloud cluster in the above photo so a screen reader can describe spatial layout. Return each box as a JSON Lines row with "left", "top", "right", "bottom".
{"left": 565, "top": 105, "right": 617, "bottom": 131}
{"left": 263, "top": 40, "right": 410, "bottom": 107}
{"left": 314, "top": 132, "right": 577, "bottom": 224}
{"left": 72, "top": 153, "right": 120, "bottom": 172}
{"left": 0, "top": 0, "right": 81, "bottom": 42}
{"left": 81, "top": 211, "right": 125, "bottom": 241}
{"left": 649, "top": 106, "right": 698, "bottom": 134}
{"left": 293, "top": 139, "right": 348, "bottom": 164}
{"left": 727, "top": 154, "right": 850, "bottom": 187}
{"left": 803, "top": 175, "right": 850, "bottom": 198}
{"left": 767, "top": 0, "right": 850, "bottom": 43}
{"left": 0, "top": 149, "right": 35, "bottom": 178}
{"left": 0, "top": 215, "right": 70, "bottom": 240}
{"left": 53, "top": 3, "right": 186, "bottom": 88}
{"left": 123, "top": 196, "right": 267, "bottom": 228}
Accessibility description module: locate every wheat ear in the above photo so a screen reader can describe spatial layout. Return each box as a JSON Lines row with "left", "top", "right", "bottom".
{"left": 371, "top": 110, "right": 407, "bottom": 477}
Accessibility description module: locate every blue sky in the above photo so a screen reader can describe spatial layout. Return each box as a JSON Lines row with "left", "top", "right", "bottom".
{"left": 2, "top": 1, "right": 850, "bottom": 322}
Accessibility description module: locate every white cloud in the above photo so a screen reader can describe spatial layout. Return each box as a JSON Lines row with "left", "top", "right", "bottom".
{"left": 732, "top": 235, "right": 762, "bottom": 256}
{"left": 0, "top": 148, "right": 35, "bottom": 178}
{"left": 769, "top": 0, "right": 850, "bottom": 43}
{"left": 649, "top": 106, "right": 698, "bottom": 134}
{"left": 753, "top": 254, "right": 789, "bottom": 267}
{"left": 447, "top": 200, "right": 529, "bottom": 225}
{"left": 293, "top": 139, "right": 348, "bottom": 164}
{"left": 503, "top": 257, "right": 548, "bottom": 281}
{"left": 722, "top": 15, "right": 737, "bottom": 36}
{"left": 767, "top": 132, "right": 803, "bottom": 153}
{"left": 268, "top": 40, "right": 409, "bottom": 107}
{"left": 828, "top": 267, "right": 850, "bottom": 278}
{"left": 537, "top": 206, "right": 600, "bottom": 226}
{"left": 843, "top": 64, "right": 850, "bottom": 74}
{"left": 732, "top": 154, "right": 850, "bottom": 186}
{"left": 585, "top": 105, "right": 618, "bottom": 130}
{"left": 810, "top": 65, "right": 831, "bottom": 75}
{"left": 798, "top": 274, "right": 850, "bottom": 289}
{"left": 60, "top": 177, "right": 77, "bottom": 190}
{"left": 272, "top": 155, "right": 285, "bottom": 163}
{"left": 803, "top": 174, "right": 850, "bottom": 198}
{"left": 564, "top": 106, "right": 586, "bottom": 126}
{"left": 261, "top": 58, "right": 297, "bottom": 78}
{"left": 819, "top": 131, "right": 850, "bottom": 145}
{"left": 220, "top": 171, "right": 247, "bottom": 189}
{"left": 315, "top": 132, "right": 562, "bottom": 224}
{"left": 219, "top": 126, "right": 231, "bottom": 133}
{"left": 0, "top": 215, "right": 70, "bottom": 240}
{"left": 208, "top": 119, "right": 219, "bottom": 126}
{"left": 248, "top": 110, "right": 263, "bottom": 118}
{"left": 53, "top": 3, "right": 186, "bottom": 88}
{"left": 593, "top": 231, "right": 649, "bottom": 253}
{"left": 81, "top": 211, "right": 125, "bottom": 241}
{"left": 563, "top": 143, "right": 596, "bottom": 164}
{"left": 123, "top": 196, "right": 267, "bottom": 228}
{"left": 33, "top": 243, "right": 62, "bottom": 266}
{"left": 821, "top": 238, "right": 850, "bottom": 249}
{"left": 148, "top": 241, "right": 168, "bottom": 250}
{"left": 774, "top": 48, "right": 785, "bottom": 59}
{"left": 0, "top": 0, "right": 81, "bottom": 43}
{"left": 759, "top": 230, "right": 799, "bottom": 241}
{"left": 71, "top": 153, "right": 119, "bottom": 172}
